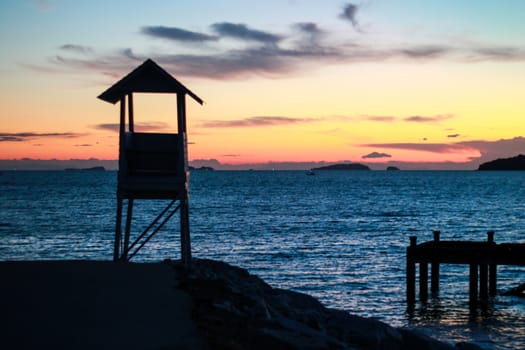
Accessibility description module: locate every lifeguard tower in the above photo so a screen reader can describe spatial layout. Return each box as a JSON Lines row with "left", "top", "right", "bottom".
{"left": 98, "top": 59, "right": 203, "bottom": 264}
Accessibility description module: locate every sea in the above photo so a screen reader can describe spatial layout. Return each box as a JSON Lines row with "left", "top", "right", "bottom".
{"left": 1, "top": 170, "right": 524, "bottom": 349}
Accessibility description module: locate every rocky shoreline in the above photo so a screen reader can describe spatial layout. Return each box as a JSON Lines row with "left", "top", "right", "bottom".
{"left": 174, "top": 259, "right": 482, "bottom": 350}
{"left": 0, "top": 258, "right": 484, "bottom": 349}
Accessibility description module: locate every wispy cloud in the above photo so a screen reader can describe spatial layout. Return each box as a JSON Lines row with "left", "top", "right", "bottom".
{"left": 199, "top": 113, "right": 455, "bottom": 128}
{"left": 362, "top": 142, "right": 472, "bottom": 153}
{"left": 361, "top": 137, "right": 525, "bottom": 167}
{"left": 36, "top": 40, "right": 523, "bottom": 81}
{"left": 201, "top": 116, "right": 316, "bottom": 128}
{"left": 447, "top": 134, "right": 460, "bottom": 138}
{"left": 295, "top": 22, "right": 324, "bottom": 36}
{"left": 398, "top": 46, "right": 449, "bottom": 59}
{"left": 361, "top": 115, "right": 396, "bottom": 122}
{"left": 339, "top": 3, "right": 360, "bottom": 29}
{"left": 141, "top": 26, "right": 218, "bottom": 42}
{"left": 358, "top": 114, "right": 453, "bottom": 123}
{"left": 159, "top": 49, "right": 303, "bottom": 78}
{"left": 93, "top": 122, "right": 171, "bottom": 132}
{"left": 211, "top": 22, "right": 282, "bottom": 44}
{"left": 404, "top": 114, "right": 453, "bottom": 123}
{"left": 30, "top": 4, "right": 525, "bottom": 81}
{"left": 458, "top": 137, "right": 525, "bottom": 161}
{"left": 471, "top": 46, "right": 525, "bottom": 61}
{"left": 59, "top": 44, "right": 93, "bottom": 54}
{"left": 362, "top": 152, "right": 392, "bottom": 159}
{"left": 0, "top": 132, "right": 80, "bottom": 142}
{"left": 120, "top": 48, "right": 142, "bottom": 61}
{"left": 292, "top": 22, "right": 326, "bottom": 49}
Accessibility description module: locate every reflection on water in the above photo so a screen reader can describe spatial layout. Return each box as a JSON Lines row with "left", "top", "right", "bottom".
{"left": 407, "top": 294, "right": 525, "bottom": 349}
{"left": 0, "top": 170, "right": 524, "bottom": 349}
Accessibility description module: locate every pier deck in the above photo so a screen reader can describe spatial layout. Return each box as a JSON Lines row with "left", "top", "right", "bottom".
{"left": 406, "top": 231, "right": 525, "bottom": 306}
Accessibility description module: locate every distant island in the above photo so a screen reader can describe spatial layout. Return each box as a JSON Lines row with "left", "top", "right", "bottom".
{"left": 312, "top": 163, "right": 370, "bottom": 171}
{"left": 478, "top": 154, "right": 525, "bottom": 170}
{"left": 189, "top": 166, "right": 215, "bottom": 171}
{"left": 386, "top": 166, "right": 400, "bottom": 171}
{"left": 64, "top": 166, "right": 105, "bottom": 172}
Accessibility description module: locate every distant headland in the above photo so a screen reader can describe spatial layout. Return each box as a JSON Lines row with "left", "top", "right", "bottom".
{"left": 189, "top": 166, "right": 215, "bottom": 171}
{"left": 312, "top": 163, "right": 370, "bottom": 171}
{"left": 478, "top": 154, "right": 525, "bottom": 170}
{"left": 64, "top": 166, "right": 105, "bottom": 172}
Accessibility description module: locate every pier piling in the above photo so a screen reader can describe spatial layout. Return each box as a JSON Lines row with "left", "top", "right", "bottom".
{"left": 419, "top": 262, "right": 428, "bottom": 301}
{"left": 469, "top": 263, "right": 478, "bottom": 306}
{"left": 431, "top": 231, "right": 440, "bottom": 293}
{"left": 479, "top": 263, "right": 488, "bottom": 300}
{"left": 406, "top": 236, "right": 417, "bottom": 304}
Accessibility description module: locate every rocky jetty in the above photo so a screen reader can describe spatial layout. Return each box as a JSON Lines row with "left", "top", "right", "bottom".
{"left": 478, "top": 154, "right": 525, "bottom": 170}
{"left": 313, "top": 163, "right": 370, "bottom": 171}
{"left": 174, "top": 259, "right": 480, "bottom": 350}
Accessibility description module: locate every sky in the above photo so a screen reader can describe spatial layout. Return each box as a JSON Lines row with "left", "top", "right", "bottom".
{"left": 1, "top": 0, "right": 525, "bottom": 170}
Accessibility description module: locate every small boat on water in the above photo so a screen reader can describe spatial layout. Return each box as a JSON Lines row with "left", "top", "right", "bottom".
{"left": 306, "top": 169, "right": 315, "bottom": 176}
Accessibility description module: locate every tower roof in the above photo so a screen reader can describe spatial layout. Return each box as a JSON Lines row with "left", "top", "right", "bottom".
{"left": 98, "top": 58, "right": 203, "bottom": 105}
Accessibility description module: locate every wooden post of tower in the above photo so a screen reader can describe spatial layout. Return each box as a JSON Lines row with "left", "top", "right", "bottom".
{"left": 177, "top": 93, "right": 191, "bottom": 264}
{"left": 122, "top": 93, "right": 134, "bottom": 261}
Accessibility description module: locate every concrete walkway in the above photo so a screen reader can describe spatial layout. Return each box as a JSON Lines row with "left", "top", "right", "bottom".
{"left": 0, "top": 260, "right": 208, "bottom": 350}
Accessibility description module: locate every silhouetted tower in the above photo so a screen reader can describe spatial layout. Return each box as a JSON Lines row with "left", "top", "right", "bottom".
{"left": 98, "top": 59, "right": 203, "bottom": 264}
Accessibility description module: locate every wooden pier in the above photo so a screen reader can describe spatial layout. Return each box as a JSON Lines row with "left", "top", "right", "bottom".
{"left": 406, "top": 231, "right": 525, "bottom": 306}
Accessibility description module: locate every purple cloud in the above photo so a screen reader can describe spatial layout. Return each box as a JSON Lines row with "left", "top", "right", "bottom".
{"left": 141, "top": 26, "right": 218, "bottom": 42}
{"left": 404, "top": 114, "right": 453, "bottom": 123}
{"left": 93, "top": 122, "right": 171, "bottom": 132}
{"left": 362, "top": 152, "right": 392, "bottom": 159}
{"left": 472, "top": 47, "right": 525, "bottom": 61}
{"left": 201, "top": 116, "right": 316, "bottom": 128}
{"left": 361, "top": 115, "right": 396, "bottom": 122}
{"left": 26, "top": 4, "right": 525, "bottom": 81}
{"left": 59, "top": 44, "right": 93, "bottom": 54}
{"left": 339, "top": 3, "right": 360, "bottom": 28}
{"left": 399, "top": 46, "right": 448, "bottom": 59}
{"left": 0, "top": 132, "right": 81, "bottom": 142}
{"left": 362, "top": 142, "right": 471, "bottom": 153}
{"left": 295, "top": 22, "right": 323, "bottom": 36}
{"left": 211, "top": 22, "right": 282, "bottom": 44}
{"left": 458, "top": 137, "right": 525, "bottom": 162}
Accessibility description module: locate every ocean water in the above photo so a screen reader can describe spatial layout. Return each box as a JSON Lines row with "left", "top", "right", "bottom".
{"left": 1, "top": 170, "right": 524, "bottom": 349}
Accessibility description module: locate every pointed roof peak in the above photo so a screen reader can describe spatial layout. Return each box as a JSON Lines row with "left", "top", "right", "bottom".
{"left": 98, "top": 58, "right": 203, "bottom": 105}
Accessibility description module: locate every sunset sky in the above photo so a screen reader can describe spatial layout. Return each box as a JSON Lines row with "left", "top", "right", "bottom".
{"left": 1, "top": 0, "right": 525, "bottom": 170}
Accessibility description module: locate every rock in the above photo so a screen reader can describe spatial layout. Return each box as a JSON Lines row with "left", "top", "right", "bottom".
{"left": 454, "top": 342, "right": 484, "bottom": 350}
{"left": 398, "top": 328, "right": 456, "bottom": 350}
{"left": 173, "top": 259, "right": 474, "bottom": 350}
